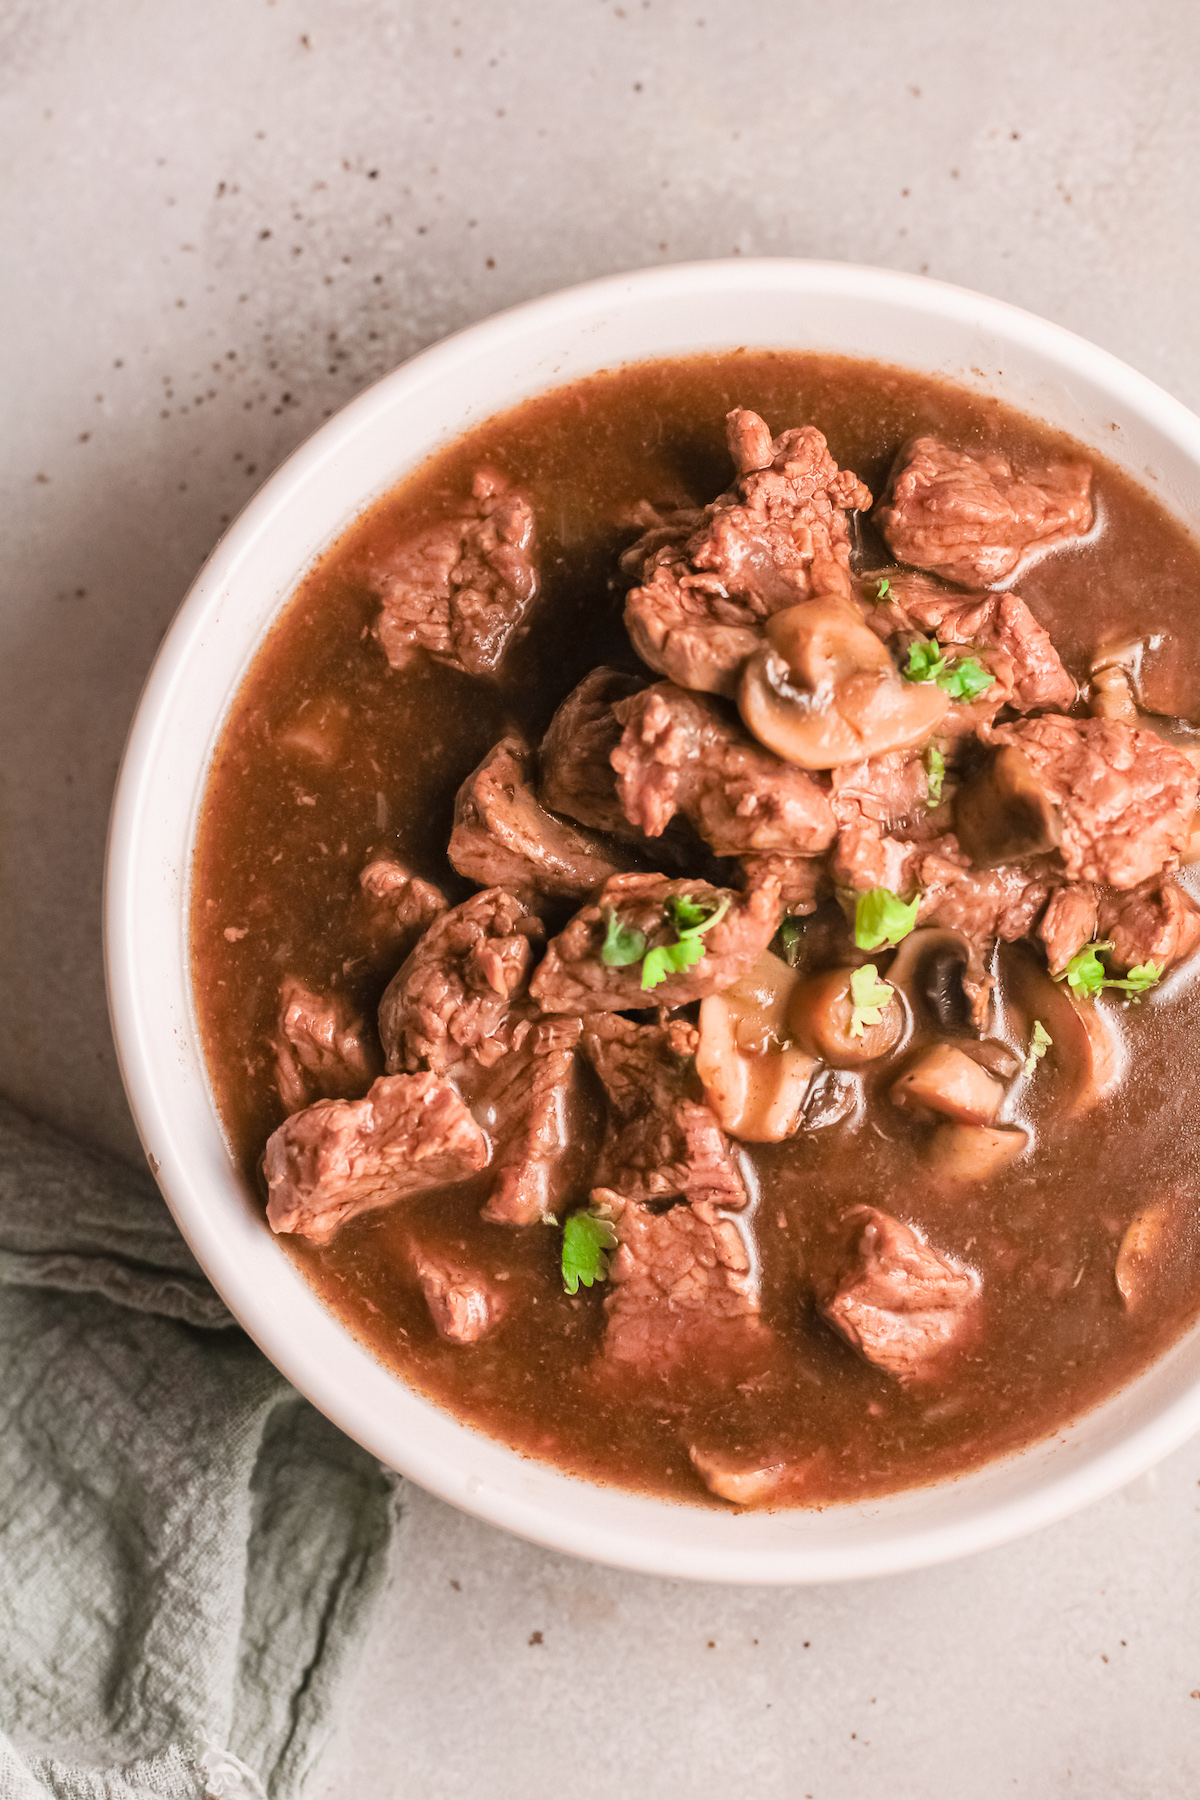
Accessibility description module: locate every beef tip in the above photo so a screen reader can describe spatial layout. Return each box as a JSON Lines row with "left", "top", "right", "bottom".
{"left": 596, "top": 1188, "right": 767, "bottom": 1374}
{"left": 1038, "top": 883, "right": 1100, "bottom": 977}
{"left": 622, "top": 409, "right": 872, "bottom": 697}
{"left": 371, "top": 469, "right": 537, "bottom": 677}
{"left": 611, "top": 682, "right": 836, "bottom": 857}
{"left": 379, "top": 887, "right": 544, "bottom": 1076}
{"left": 829, "top": 749, "right": 941, "bottom": 892}
{"left": 1098, "top": 878, "right": 1200, "bottom": 975}
{"left": 870, "top": 571, "right": 1075, "bottom": 715}
{"left": 272, "top": 977, "right": 379, "bottom": 1116}
{"left": 476, "top": 1016, "right": 584, "bottom": 1225}
{"left": 410, "top": 1246, "right": 506, "bottom": 1345}
{"left": 819, "top": 1206, "right": 981, "bottom": 1385}
{"left": 359, "top": 858, "right": 449, "bottom": 959}
{"left": 738, "top": 851, "right": 830, "bottom": 916}
{"left": 978, "top": 716, "right": 1198, "bottom": 889}
{"left": 265, "top": 1072, "right": 489, "bottom": 1245}
{"left": 583, "top": 1013, "right": 747, "bottom": 1210}
{"left": 875, "top": 436, "right": 1093, "bottom": 587}
{"left": 538, "top": 667, "right": 646, "bottom": 835}
{"left": 448, "top": 734, "right": 638, "bottom": 900}
{"left": 915, "top": 850, "right": 1057, "bottom": 1025}
{"left": 529, "top": 869, "right": 783, "bottom": 1015}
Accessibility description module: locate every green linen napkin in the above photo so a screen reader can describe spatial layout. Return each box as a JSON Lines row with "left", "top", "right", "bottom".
{"left": 0, "top": 1098, "right": 398, "bottom": 1800}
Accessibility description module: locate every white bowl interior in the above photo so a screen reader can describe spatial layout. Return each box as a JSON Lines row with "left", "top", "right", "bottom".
{"left": 106, "top": 260, "right": 1200, "bottom": 1582}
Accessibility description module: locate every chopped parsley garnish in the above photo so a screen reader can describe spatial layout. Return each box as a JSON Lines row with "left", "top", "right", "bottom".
{"left": 849, "top": 964, "right": 895, "bottom": 1038}
{"left": 854, "top": 887, "right": 920, "bottom": 952}
{"left": 904, "top": 639, "right": 948, "bottom": 683}
{"left": 924, "top": 742, "right": 945, "bottom": 807}
{"left": 902, "top": 639, "right": 994, "bottom": 703}
{"left": 874, "top": 577, "right": 891, "bottom": 602}
{"left": 775, "top": 914, "right": 805, "bottom": 968}
{"left": 641, "top": 894, "right": 730, "bottom": 990}
{"left": 600, "top": 909, "right": 646, "bottom": 968}
{"left": 1058, "top": 940, "right": 1163, "bottom": 1002}
{"left": 561, "top": 1210, "right": 618, "bottom": 1296}
{"left": 939, "top": 656, "right": 994, "bottom": 703}
{"left": 1023, "top": 1019, "right": 1052, "bottom": 1077}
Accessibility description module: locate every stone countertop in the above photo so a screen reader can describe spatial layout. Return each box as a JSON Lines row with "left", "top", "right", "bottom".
{"left": 4, "top": 1, "right": 1200, "bottom": 1791}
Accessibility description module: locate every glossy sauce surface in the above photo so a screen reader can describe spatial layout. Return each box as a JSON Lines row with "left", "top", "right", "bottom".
{"left": 191, "top": 352, "right": 1200, "bottom": 1505}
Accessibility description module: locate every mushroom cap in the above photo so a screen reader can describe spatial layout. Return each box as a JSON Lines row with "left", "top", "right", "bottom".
{"left": 738, "top": 600, "right": 949, "bottom": 769}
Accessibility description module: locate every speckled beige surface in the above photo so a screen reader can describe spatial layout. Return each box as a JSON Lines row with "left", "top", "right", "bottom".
{"left": 5, "top": 1, "right": 1200, "bottom": 1792}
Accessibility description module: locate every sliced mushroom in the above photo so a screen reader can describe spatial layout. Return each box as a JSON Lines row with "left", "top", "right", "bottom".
{"left": 890, "top": 1044, "right": 1005, "bottom": 1126}
{"left": 1089, "top": 663, "right": 1138, "bottom": 724}
{"left": 997, "top": 947, "right": 1125, "bottom": 1117}
{"left": 928, "top": 1123, "right": 1028, "bottom": 1180}
{"left": 954, "top": 746, "right": 1063, "bottom": 866}
{"left": 1115, "top": 1204, "right": 1169, "bottom": 1308}
{"left": 689, "top": 1445, "right": 792, "bottom": 1506}
{"left": 885, "top": 927, "right": 990, "bottom": 1036}
{"left": 695, "top": 951, "right": 818, "bottom": 1142}
{"left": 787, "top": 965, "right": 906, "bottom": 1068}
{"left": 738, "top": 599, "right": 949, "bottom": 770}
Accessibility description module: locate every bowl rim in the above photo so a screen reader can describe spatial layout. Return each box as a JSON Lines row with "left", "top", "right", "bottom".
{"left": 105, "top": 257, "right": 1200, "bottom": 1583}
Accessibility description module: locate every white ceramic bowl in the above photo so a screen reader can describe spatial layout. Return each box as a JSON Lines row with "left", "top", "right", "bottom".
{"left": 106, "top": 260, "right": 1200, "bottom": 1583}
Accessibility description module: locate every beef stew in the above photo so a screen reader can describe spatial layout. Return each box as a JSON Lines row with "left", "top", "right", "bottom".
{"left": 191, "top": 351, "right": 1200, "bottom": 1508}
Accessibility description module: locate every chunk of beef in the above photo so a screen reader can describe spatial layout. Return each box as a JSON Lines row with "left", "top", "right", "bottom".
{"left": 359, "top": 858, "right": 448, "bottom": 959}
{"left": 819, "top": 1206, "right": 981, "bottom": 1385}
{"left": 538, "top": 667, "right": 646, "bottom": 835}
{"left": 982, "top": 715, "right": 1198, "bottom": 889}
{"left": 916, "top": 850, "right": 1055, "bottom": 944}
{"left": 372, "top": 469, "right": 537, "bottom": 677}
{"left": 829, "top": 749, "right": 939, "bottom": 892}
{"left": 596, "top": 1189, "right": 766, "bottom": 1373}
{"left": 448, "top": 734, "right": 637, "bottom": 900}
{"left": 530, "top": 869, "right": 783, "bottom": 1015}
{"left": 622, "top": 409, "right": 872, "bottom": 696}
{"left": 411, "top": 1246, "right": 506, "bottom": 1345}
{"left": 265, "top": 1073, "right": 489, "bottom": 1245}
{"left": 582, "top": 1013, "right": 747, "bottom": 1209}
{"left": 913, "top": 849, "right": 1057, "bottom": 1025}
{"left": 870, "top": 571, "right": 1076, "bottom": 715}
{"left": 875, "top": 436, "right": 1093, "bottom": 587}
{"left": 1038, "top": 883, "right": 1100, "bottom": 977}
{"left": 1097, "top": 878, "right": 1200, "bottom": 975}
{"left": 379, "top": 887, "right": 544, "bottom": 1076}
{"left": 738, "top": 851, "right": 829, "bottom": 916}
{"left": 476, "top": 1016, "right": 584, "bottom": 1225}
{"left": 611, "top": 682, "right": 836, "bottom": 857}
{"left": 272, "top": 977, "right": 378, "bottom": 1116}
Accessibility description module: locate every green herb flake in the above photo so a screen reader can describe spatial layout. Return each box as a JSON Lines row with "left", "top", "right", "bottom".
{"left": 641, "top": 894, "right": 730, "bottom": 991}
{"left": 1022, "top": 1019, "right": 1053, "bottom": 1077}
{"left": 938, "top": 656, "right": 994, "bottom": 703}
{"left": 1122, "top": 961, "right": 1164, "bottom": 998}
{"left": 849, "top": 964, "right": 895, "bottom": 1038}
{"left": 924, "top": 742, "right": 945, "bottom": 807}
{"left": 641, "top": 934, "right": 708, "bottom": 989}
{"left": 1057, "top": 940, "right": 1163, "bottom": 1003}
{"left": 854, "top": 887, "right": 920, "bottom": 952}
{"left": 561, "top": 1210, "right": 619, "bottom": 1296}
{"left": 600, "top": 909, "right": 646, "bottom": 968}
{"left": 874, "top": 577, "right": 891, "bottom": 602}
{"left": 775, "top": 914, "right": 805, "bottom": 968}
{"left": 903, "top": 639, "right": 948, "bottom": 684}
{"left": 902, "top": 639, "right": 994, "bottom": 704}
